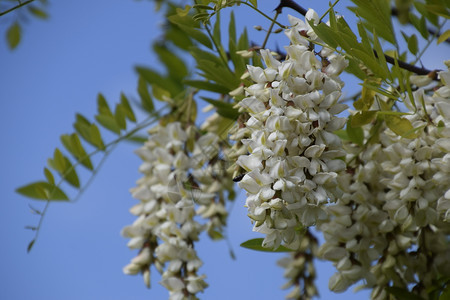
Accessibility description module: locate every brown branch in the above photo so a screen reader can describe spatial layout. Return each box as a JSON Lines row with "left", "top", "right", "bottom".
{"left": 274, "top": 0, "right": 441, "bottom": 81}
{"left": 382, "top": 53, "right": 438, "bottom": 80}
{"left": 274, "top": 0, "right": 307, "bottom": 15}
{"left": 0, "top": 0, "right": 35, "bottom": 17}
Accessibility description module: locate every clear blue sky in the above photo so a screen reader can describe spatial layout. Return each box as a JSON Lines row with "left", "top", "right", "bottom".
{"left": 0, "top": 1, "right": 446, "bottom": 299}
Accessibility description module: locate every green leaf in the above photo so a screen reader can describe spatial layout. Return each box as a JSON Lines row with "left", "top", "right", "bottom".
{"left": 114, "top": 104, "right": 127, "bottom": 130}
{"left": 347, "top": 116, "right": 364, "bottom": 146}
{"left": 137, "top": 77, "right": 154, "bottom": 112}
{"left": 48, "top": 149, "right": 80, "bottom": 188}
{"left": 372, "top": 31, "right": 391, "bottom": 80}
{"left": 201, "top": 97, "right": 240, "bottom": 119}
{"left": 153, "top": 43, "right": 188, "bottom": 80}
{"left": 43, "top": 168, "right": 55, "bottom": 185}
{"left": 354, "top": 78, "right": 382, "bottom": 110}
{"left": 309, "top": 21, "right": 339, "bottom": 49}
{"left": 152, "top": 84, "right": 171, "bottom": 102}
{"left": 136, "top": 66, "right": 181, "bottom": 95}
{"left": 183, "top": 80, "right": 230, "bottom": 94}
{"left": 126, "top": 135, "right": 148, "bottom": 144}
{"left": 28, "top": 6, "right": 49, "bottom": 19}
{"left": 350, "top": 0, "right": 396, "bottom": 45}
{"left": 334, "top": 129, "right": 350, "bottom": 141}
{"left": 193, "top": 12, "right": 210, "bottom": 22}
{"left": 74, "top": 115, "right": 104, "bottom": 150}
{"left": 60, "top": 133, "right": 94, "bottom": 170}
{"left": 248, "top": 0, "right": 258, "bottom": 8}
{"left": 385, "top": 287, "right": 426, "bottom": 300}
{"left": 402, "top": 32, "right": 418, "bottom": 55}
{"left": 168, "top": 14, "right": 212, "bottom": 48}
{"left": 213, "top": 10, "right": 221, "bottom": 46}
{"left": 208, "top": 230, "right": 224, "bottom": 240}
{"left": 27, "top": 239, "right": 36, "bottom": 253}
{"left": 192, "top": 4, "right": 214, "bottom": 10}
{"left": 120, "top": 93, "right": 136, "bottom": 122}
{"left": 240, "top": 238, "right": 293, "bottom": 252}
{"left": 438, "top": 29, "right": 450, "bottom": 44}
{"left": 424, "top": 4, "right": 450, "bottom": 19}
{"left": 7, "top": 22, "right": 21, "bottom": 50}
{"left": 16, "top": 181, "right": 69, "bottom": 201}
{"left": 409, "top": 13, "right": 429, "bottom": 39}
{"left": 351, "top": 111, "right": 378, "bottom": 127}
{"left": 229, "top": 11, "right": 236, "bottom": 45}
{"left": 385, "top": 115, "right": 418, "bottom": 138}
{"left": 89, "top": 124, "right": 105, "bottom": 150}
{"left": 97, "top": 94, "right": 113, "bottom": 117}
{"left": 95, "top": 114, "right": 121, "bottom": 134}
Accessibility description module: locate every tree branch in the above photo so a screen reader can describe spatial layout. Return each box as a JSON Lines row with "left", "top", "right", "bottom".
{"left": 274, "top": 0, "right": 307, "bottom": 15}
{"left": 0, "top": 0, "right": 35, "bottom": 17}
{"left": 274, "top": 0, "right": 441, "bottom": 81}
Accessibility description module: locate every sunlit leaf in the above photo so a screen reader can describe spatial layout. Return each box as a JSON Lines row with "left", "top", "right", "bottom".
{"left": 7, "top": 22, "right": 21, "bottom": 50}
{"left": 43, "top": 168, "right": 55, "bottom": 185}
{"left": 114, "top": 104, "right": 127, "bottom": 130}
{"left": 409, "top": 13, "right": 429, "bottom": 39}
{"left": 351, "top": 111, "right": 378, "bottom": 127}
{"left": 438, "top": 29, "right": 450, "bottom": 44}
{"left": 137, "top": 77, "right": 154, "bottom": 113}
{"left": 28, "top": 6, "right": 49, "bottom": 19}
{"left": 240, "top": 238, "right": 293, "bottom": 252}
{"left": 350, "top": 0, "right": 396, "bottom": 45}
{"left": 183, "top": 80, "right": 229, "bottom": 94}
{"left": 16, "top": 181, "right": 69, "bottom": 201}
{"left": 120, "top": 93, "right": 136, "bottom": 122}
{"left": 96, "top": 114, "right": 121, "bottom": 134}
{"left": 347, "top": 116, "right": 364, "bottom": 146}
{"left": 385, "top": 115, "right": 418, "bottom": 138}
{"left": 48, "top": 149, "right": 80, "bottom": 188}
{"left": 60, "top": 133, "right": 94, "bottom": 170}
{"left": 153, "top": 43, "right": 188, "bottom": 80}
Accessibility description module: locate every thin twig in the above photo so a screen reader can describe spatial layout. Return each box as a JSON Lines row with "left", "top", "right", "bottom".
{"left": 0, "top": 0, "right": 35, "bottom": 17}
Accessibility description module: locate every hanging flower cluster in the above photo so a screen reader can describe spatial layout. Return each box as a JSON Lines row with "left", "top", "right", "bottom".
{"left": 231, "top": 9, "right": 349, "bottom": 250}
{"left": 277, "top": 229, "right": 319, "bottom": 300}
{"left": 319, "top": 67, "right": 450, "bottom": 298}
{"left": 122, "top": 121, "right": 231, "bottom": 299}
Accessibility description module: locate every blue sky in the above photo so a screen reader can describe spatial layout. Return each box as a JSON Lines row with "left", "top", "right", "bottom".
{"left": 0, "top": 1, "right": 447, "bottom": 299}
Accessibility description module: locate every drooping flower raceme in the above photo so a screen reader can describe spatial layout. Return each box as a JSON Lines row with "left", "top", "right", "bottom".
{"left": 319, "top": 66, "right": 450, "bottom": 298}
{"left": 122, "top": 121, "right": 231, "bottom": 299}
{"left": 232, "top": 10, "right": 348, "bottom": 251}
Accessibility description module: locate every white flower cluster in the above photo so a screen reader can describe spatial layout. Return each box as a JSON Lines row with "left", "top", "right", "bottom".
{"left": 277, "top": 229, "right": 319, "bottom": 300}
{"left": 232, "top": 10, "right": 348, "bottom": 250}
{"left": 122, "top": 121, "right": 229, "bottom": 299}
{"left": 319, "top": 67, "right": 450, "bottom": 298}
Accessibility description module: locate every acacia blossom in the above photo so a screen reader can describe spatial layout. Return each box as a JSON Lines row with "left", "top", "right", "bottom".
{"left": 319, "top": 67, "right": 450, "bottom": 298}
{"left": 231, "top": 9, "right": 348, "bottom": 251}
{"left": 122, "top": 121, "right": 231, "bottom": 299}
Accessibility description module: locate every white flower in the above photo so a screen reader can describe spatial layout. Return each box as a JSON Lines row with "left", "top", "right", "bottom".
{"left": 231, "top": 14, "right": 348, "bottom": 250}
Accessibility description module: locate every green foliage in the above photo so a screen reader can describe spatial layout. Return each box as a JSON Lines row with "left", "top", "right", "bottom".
{"left": 16, "top": 181, "right": 69, "bottom": 201}
{"left": 240, "top": 238, "right": 293, "bottom": 252}
{"left": 385, "top": 287, "right": 426, "bottom": 300}
{"left": 201, "top": 97, "right": 240, "bottom": 119}
{"left": 2, "top": 0, "right": 49, "bottom": 50}
{"left": 6, "top": 22, "right": 21, "bottom": 50}
{"left": 349, "top": 0, "right": 397, "bottom": 45}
